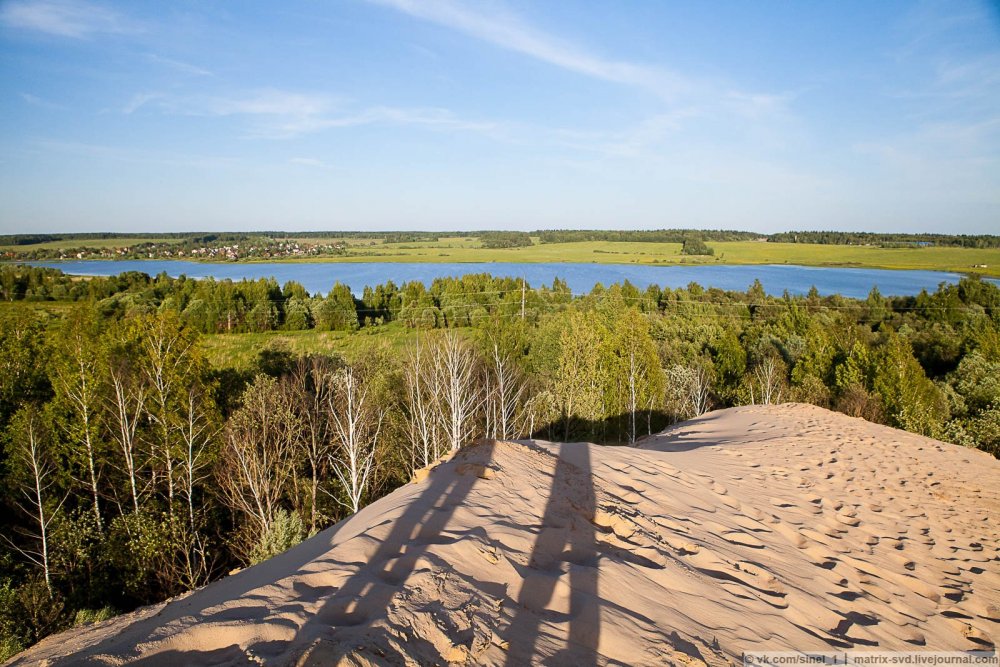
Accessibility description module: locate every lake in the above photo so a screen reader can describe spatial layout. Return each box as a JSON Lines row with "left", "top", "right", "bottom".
{"left": 26, "top": 260, "right": 997, "bottom": 299}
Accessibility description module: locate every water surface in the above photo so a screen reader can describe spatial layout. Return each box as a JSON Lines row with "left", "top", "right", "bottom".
{"left": 27, "top": 260, "right": 994, "bottom": 299}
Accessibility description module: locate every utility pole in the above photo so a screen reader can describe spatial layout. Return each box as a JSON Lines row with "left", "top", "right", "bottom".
{"left": 521, "top": 276, "right": 526, "bottom": 320}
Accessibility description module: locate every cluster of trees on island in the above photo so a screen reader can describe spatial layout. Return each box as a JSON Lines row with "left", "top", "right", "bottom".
{"left": 1, "top": 265, "right": 999, "bottom": 657}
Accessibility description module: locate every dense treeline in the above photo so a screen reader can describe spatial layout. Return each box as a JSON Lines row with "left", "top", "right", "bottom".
{"left": 478, "top": 231, "right": 533, "bottom": 248}
{"left": 536, "top": 229, "right": 762, "bottom": 244}
{"left": 1, "top": 267, "right": 999, "bottom": 659}
{"left": 768, "top": 231, "right": 1000, "bottom": 248}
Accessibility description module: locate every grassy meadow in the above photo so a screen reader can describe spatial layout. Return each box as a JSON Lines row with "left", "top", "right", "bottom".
{"left": 6, "top": 233, "right": 999, "bottom": 276}
{"left": 284, "top": 236, "right": 1000, "bottom": 276}
{"left": 199, "top": 322, "right": 421, "bottom": 369}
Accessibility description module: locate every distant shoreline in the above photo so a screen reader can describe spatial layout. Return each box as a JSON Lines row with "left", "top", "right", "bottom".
{"left": 13, "top": 249, "right": 999, "bottom": 279}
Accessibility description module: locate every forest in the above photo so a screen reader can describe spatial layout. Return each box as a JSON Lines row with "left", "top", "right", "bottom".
{"left": 1, "top": 264, "right": 999, "bottom": 659}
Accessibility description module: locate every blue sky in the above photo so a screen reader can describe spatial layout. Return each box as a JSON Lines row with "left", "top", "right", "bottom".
{"left": 1, "top": 0, "right": 998, "bottom": 234}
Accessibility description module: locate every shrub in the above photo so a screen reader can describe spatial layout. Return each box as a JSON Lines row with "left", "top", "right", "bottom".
{"left": 73, "top": 606, "right": 116, "bottom": 627}
{"left": 249, "top": 510, "right": 306, "bottom": 565}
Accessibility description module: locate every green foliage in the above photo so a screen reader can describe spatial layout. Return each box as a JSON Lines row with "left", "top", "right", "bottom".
{"left": 949, "top": 352, "right": 1000, "bottom": 415}
{"left": 0, "top": 635, "right": 25, "bottom": 663}
{"left": 478, "top": 231, "right": 532, "bottom": 249}
{"left": 554, "top": 310, "right": 604, "bottom": 438}
{"left": 0, "top": 306, "right": 51, "bottom": 431}
{"left": 681, "top": 238, "right": 714, "bottom": 256}
{"left": 315, "top": 283, "right": 359, "bottom": 331}
{"left": 11, "top": 577, "right": 66, "bottom": 647}
{"left": 0, "top": 579, "right": 28, "bottom": 662}
{"left": 248, "top": 509, "right": 306, "bottom": 565}
{"left": 965, "top": 404, "right": 1000, "bottom": 456}
{"left": 871, "top": 332, "right": 948, "bottom": 437}
{"left": 537, "top": 229, "right": 759, "bottom": 244}
{"left": 73, "top": 606, "right": 116, "bottom": 627}
{"left": 768, "top": 230, "right": 1000, "bottom": 248}
{"left": 283, "top": 296, "right": 313, "bottom": 330}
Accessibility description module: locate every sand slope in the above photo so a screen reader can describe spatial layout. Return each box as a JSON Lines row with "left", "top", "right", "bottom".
{"left": 9, "top": 404, "right": 1000, "bottom": 666}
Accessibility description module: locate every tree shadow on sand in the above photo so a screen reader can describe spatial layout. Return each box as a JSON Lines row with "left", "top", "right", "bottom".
{"left": 283, "top": 440, "right": 502, "bottom": 663}
{"left": 65, "top": 439, "right": 614, "bottom": 666}
{"left": 294, "top": 439, "right": 605, "bottom": 665}
{"left": 503, "top": 441, "right": 600, "bottom": 666}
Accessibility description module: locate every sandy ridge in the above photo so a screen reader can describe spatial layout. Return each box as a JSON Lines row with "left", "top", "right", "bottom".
{"left": 9, "top": 404, "right": 999, "bottom": 666}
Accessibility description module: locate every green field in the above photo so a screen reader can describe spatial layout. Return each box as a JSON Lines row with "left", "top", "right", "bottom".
{"left": 279, "top": 238, "right": 1000, "bottom": 277}
{"left": 199, "top": 322, "right": 421, "bottom": 369}
{"left": 6, "top": 233, "right": 999, "bottom": 276}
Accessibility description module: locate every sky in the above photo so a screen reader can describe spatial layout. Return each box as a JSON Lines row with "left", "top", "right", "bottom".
{"left": 0, "top": 0, "right": 998, "bottom": 235}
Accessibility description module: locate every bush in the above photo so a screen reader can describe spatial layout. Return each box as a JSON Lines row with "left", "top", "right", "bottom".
{"left": 0, "top": 581, "right": 27, "bottom": 662}
{"left": 0, "top": 635, "right": 25, "bottom": 663}
{"left": 73, "top": 606, "right": 116, "bottom": 627}
{"left": 249, "top": 510, "right": 306, "bottom": 565}
{"left": 967, "top": 404, "right": 1000, "bottom": 456}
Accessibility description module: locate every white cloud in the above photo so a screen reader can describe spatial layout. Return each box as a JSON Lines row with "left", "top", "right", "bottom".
{"left": 19, "top": 92, "right": 63, "bottom": 109}
{"left": 201, "top": 90, "right": 330, "bottom": 118}
{"left": 368, "top": 0, "right": 687, "bottom": 99}
{"left": 122, "top": 92, "right": 163, "bottom": 115}
{"left": 0, "top": 0, "right": 138, "bottom": 38}
{"left": 123, "top": 89, "right": 331, "bottom": 120}
{"left": 122, "top": 89, "right": 497, "bottom": 139}
{"left": 271, "top": 105, "right": 496, "bottom": 138}
{"left": 367, "top": 0, "right": 794, "bottom": 124}
{"left": 146, "top": 54, "right": 212, "bottom": 77}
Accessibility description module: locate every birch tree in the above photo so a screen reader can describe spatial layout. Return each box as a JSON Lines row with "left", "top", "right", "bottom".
{"left": 138, "top": 312, "right": 199, "bottom": 513}
{"left": 485, "top": 342, "right": 526, "bottom": 440}
{"left": 48, "top": 306, "right": 104, "bottom": 528}
{"left": 665, "top": 363, "right": 713, "bottom": 420}
{"left": 285, "top": 355, "right": 337, "bottom": 533}
{"left": 327, "top": 364, "right": 383, "bottom": 515}
{"left": 178, "top": 383, "right": 216, "bottom": 532}
{"left": 750, "top": 354, "right": 785, "bottom": 405}
{"left": 434, "top": 332, "right": 481, "bottom": 452}
{"left": 217, "top": 374, "right": 301, "bottom": 561}
{"left": 402, "top": 337, "right": 442, "bottom": 471}
{"left": 613, "top": 308, "right": 663, "bottom": 444}
{"left": 106, "top": 332, "right": 147, "bottom": 515}
{"left": 4, "top": 407, "right": 64, "bottom": 592}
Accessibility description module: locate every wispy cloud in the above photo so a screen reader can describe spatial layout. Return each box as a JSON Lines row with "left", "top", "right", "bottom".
{"left": 123, "top": 89, "right": 329, "bottom": 119}
{"left": 19, "top": 92, "right": 63, "bottom": 109}
{"left": 122, "top": 92, "right": 164, "bottom": 114}
{"left": 549, "top": 109, "right": 699, "bottom": 159}
{"left": 123, "top": 89, "right": 498, "bottom": 139}
{"left": 368, "top": 0, "right": 688, "bottom": 99}
{"left": 0, "top": 0, "right": 139, "bottom": 38}
{"left": 146, "top": 54, "right": 212, "bottom": 77}
{"left": 367, "top": 0, "right": 796, "bottom": 125}
{"left": 271, "top": 105, "right": 496, "bottom": 138}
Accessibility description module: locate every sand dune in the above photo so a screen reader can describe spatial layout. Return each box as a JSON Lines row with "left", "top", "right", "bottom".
{"left": 9, "top": 404, "right": 999, "bottom": 666}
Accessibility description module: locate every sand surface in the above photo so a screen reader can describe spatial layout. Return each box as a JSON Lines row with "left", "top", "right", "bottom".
{"left": 9, "top": 404, "right": 1000, "bottom": 666}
